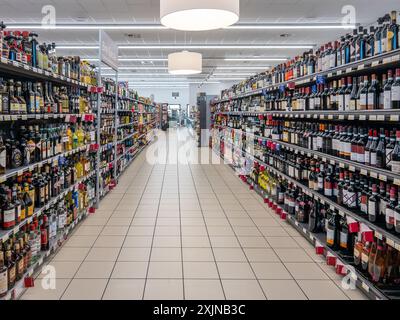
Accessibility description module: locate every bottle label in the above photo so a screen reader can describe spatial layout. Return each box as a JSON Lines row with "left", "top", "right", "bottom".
{"left": 384, "top": 91, "right": 392, "bottom": 109}
{"left": 370, "top": 152, "right": 377, "bottom": 166}
{"left": 395, "top": 209, "right": 400, "bottom": 223}
{"left": 326, "top": 228, "right": 335, "bottom": 246}
{"left": 360, "top": 195, "right": 368, "bottom": 214}
{"left": 0, "top": 270, "right": 7, "bottom": 295}
{"left": 348, "top": 191, "right": 357, "bottom": 208}
{"left": 360, "top": 94, "right": 367, "bottom": 109}
{"left": 354, "top": 247, "right": 361, "bottom": 259}
{"left": 386, "top": 208, "right": 395, "bottom": 225}
{"left": 361, "top": 252, "right": 369, "bottom": 263}
{"left": 8, "top": 266, "right": 15, "bottom": 283}
{"left": 344, "top": 95, "right": 350, "bottom": 110}
{"left": 0, "top": 149, "right": 6, "bottom": 170}
{"left": 393, "top": 86, "right": 400, "bottom": 102}
{"left": 368, "top": 200, "right": 377, "bottom": 216}
{"left": 340, "top": 231, "right": 348, "bottom": 249}
{"left": 3, "top": 208, "right": 15, "bottom": 228}
{"left": 392, "top": 160, "right": 400, "bottom": 174}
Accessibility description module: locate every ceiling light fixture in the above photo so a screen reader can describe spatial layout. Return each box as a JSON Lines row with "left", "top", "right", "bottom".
{"left": 160, "top": 0, "right": 239, "bottom": 31}
{"left": 216, "top": 66, "right": 270, "bottom": 70}
{"left": 58, "top": 44, "right": 314, "bottom": 50}
{"left": 226, "top": 24, "right": 356, "bottom": 30}
{"left": 168, "top": 51, "right": 202, "bottom": 75}
{"left": 224, "top": 58, "right": 287, "bottom": 61}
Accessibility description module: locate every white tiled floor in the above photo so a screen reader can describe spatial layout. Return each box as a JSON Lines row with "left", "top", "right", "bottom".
{"left": 21, "top": 128, "right": 368, "bottom": 300}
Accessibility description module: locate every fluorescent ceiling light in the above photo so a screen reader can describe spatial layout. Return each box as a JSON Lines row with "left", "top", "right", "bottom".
{"left": 6, "top": 23, "right": 354, "bottom": 31}
{"left": 216, "top": 66, "right": 270, "bottom": 70}
{"left": 128, "top": 81, "right": 220, "bottom": 84}
{"left": 160, "top": 0, "right": 239, "bottom": 31}
{"left": 224, "top": 58, "right": 287, "bottom": 61}
{"left": 168, "top": 51, "right": 202, "bottom": 75}
{"left": 58, "top": 44, "right": 314, "bottom": 50}
{"left": 83, "top": 58, "right": 168, "bottom": 62}
{"left": 226, "top": 24, "right": 356, "bottom": 30}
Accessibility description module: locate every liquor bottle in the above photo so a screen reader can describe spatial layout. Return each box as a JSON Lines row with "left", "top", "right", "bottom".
{"left": 384, "top": 70, "right": 394, "bottom": 109}
{"left": 375, "top": 128, "right": 386, "bottom": 168}
{"left": 8, "top": 80, "right": 20, "bottom": 115}
{"left": 0, "top": 251, "right": 7, "bottom": 297}
{"left": 361, "top": 241, "right": 371, "bottom": 271}
{"left": 393, "top": 68, "right": 400, "bottom": 109}
{"left": 4, "top": 246, "right": 15, "bottom": 290}
{"left": 14, "top": 242, "right": 24, "bottom": 281}
{"left": 386, "top": 130, "right": 396, "bottom": 170}
{"left": 368, "top": 183, "right": 379, "bottom": 222}
{"left": 326, "top": 210, "right": 339, "bottom": 249}
{"left": 391, "top": 130, "right": 400, "bottom": 174}
{"left": 0, "top": 136, "right": 6, "bottom": 175}
{"left": 386, "top": 186, "right": 396, "bottom": 230}
{"left": 354, "top": 233, "right": 364, "bottom": 267}
{"left": 339, "top": 217, "right": 354, "bottom": 256}
{"left": 359, "top": 76, "right": 369, "bottom": 110}
{"left": 367, "top": 74, "right": 379, "bottom": 110}
{"left": 349, "top": 77, "right": 358, "bottom": 110}
{"left": 388, "top": 11, "right": 399, "bottom": 51}
{"left": 1, "top": 190, "right": 15, "bottom": 230}
{"left": 337, "top": 78, "right": 346, "bottom": 111}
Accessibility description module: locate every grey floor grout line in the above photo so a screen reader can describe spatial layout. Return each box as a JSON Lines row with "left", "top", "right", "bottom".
{"left": 199, "top": 165, "right": 268, "bottom": 300}
{"left": 141, "top": 148, "right": 167, "bottom": 299}
{"left": 187, "top": 165, "right": 228, "bottom": 300}
{"left": 100, "top": 154, "right": 155, "bottom": 300}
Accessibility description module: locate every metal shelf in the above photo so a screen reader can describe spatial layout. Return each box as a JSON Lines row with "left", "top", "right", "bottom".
{"left": 214, "top": 48, "right": 400, "bottom": 103}
{"left": 217, "top": 125, "right": 400, "bottom": 182}
{"left": 220, "top": 138, "right": 400, "bottom": 253}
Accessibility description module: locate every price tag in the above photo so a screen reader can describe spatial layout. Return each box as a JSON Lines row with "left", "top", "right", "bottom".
{"left": 394, "top": 179, "right": 400, "bottom": 186}
{"left": 370, "top": 171, "right": 378, "bottom": 178}
{"left": 359, "top": 115, "right": 366, "bottom": 121}
{"left": 361, "top": 169, "right": 368, "bottom": 176}
{"left": 35, "top": 114, "right": 40, "bottom": 119}
{"left": 21, "top": 115, "right": 27, "bottom": 120}
{"left": 394, "top": 54, "right": 400, "bottom": 62}
{"left": 295, "top": 221, "right": 299, "bottom": 226}
{"left": 338, "top": 211, "right": 345, "bottom": 217}
{"left": 361, "top": 282, "right": 370, "bottom": 293}
{"left": 302, "top": 228, "right": 307, "bottom": 234}
{"left": 387, "top": 238, "right": 395, "bottom": 248}
{"left": 349, "top": 166, "right": 355, "bottom": 172}
{"left": 0, "top": 176, "right": 6, "bottom": 183}
{"left": 375, "top": 231, "right": 383, "bottom": 240}
{"left": 37, "top": 69, "right": 43, "bottom": 74}
{"left": 12, "top": 60, "right": 20, "bottom": 67}
{"left": 339, "top": 162, "right": 345, "bottom": 168}
{"left": 319, "top": 115, "right": 325, "bottom": 120}
{"left": 357, "top": 64, "right": 365, "bottom": 70}
{"left": 44, "top": 114, "right": 48, "bottom": 119}
{"left": 11, "top": 115, "right": 18, "bottom": 121}
{"left": 346, "top": 68, "right": 352, "bottom": 74}
{"left": 369, "top": 115, "right": 377, "bottom": 121}
{"left": 313, "top": 114, "right": 318, "bottom": 119}
{"left": 339, "top": 115, "right": 344, "bottom": 120}
{"left": 377, "top": 115, "right": 385, "bottom": 121}
{"left": 0, "top": 57, "right": 7, "bottom": 63}
{"left": 348, "top": 115, "right": 354, "bottom": 120}
{"left": 379, "top": 174, "right": 387, "bottom": 182}
{"left": 395, "top": 243, "right": 400, "bottom": 251}
{"left": 383, "top": 57, "right": 392, "bottom": 64}
{"left": 309, "top": 234, "right": 314, "bottom": 241}
{"left": 322, "top": 157, "right": 327, "bottom": 162}
{"left": 330, "top": 160, "right": 335, "bottom": 165}
{"left": 23, "top": 65, "right": 30, "bottom": 70}
{"left": 307, "top": 114, "right": 311, "bottom": 118}
{"left": 17, "top": 170, "right": 24, "bottom": 176}
{"left": 328, "top": 115, "right": 333, "bottom": 120}
{"left": 3, "top": 115, "right": 10, "bottom": 121}
{"left": 371, "top": 61, "right": 380, "bottom": 67}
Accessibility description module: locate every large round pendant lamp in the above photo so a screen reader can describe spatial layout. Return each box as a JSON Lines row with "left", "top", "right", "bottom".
{"left": 160, "top": 0, "right": 240, "bottom": 31}
{"left": 168, "top": 51, "right": 202, "bottom": 75}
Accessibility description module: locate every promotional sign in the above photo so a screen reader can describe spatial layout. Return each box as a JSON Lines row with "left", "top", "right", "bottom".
{"left": 100, "top": 30, "right": 118, "bottom": 71}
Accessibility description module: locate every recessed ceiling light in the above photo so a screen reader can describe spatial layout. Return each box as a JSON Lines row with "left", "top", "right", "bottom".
{"left": 160, "top": 0, "right": 239, "bottom": 31}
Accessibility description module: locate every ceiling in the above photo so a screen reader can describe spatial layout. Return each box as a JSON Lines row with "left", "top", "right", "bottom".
{"left": 1, "top": 0, "right": 400, "bottom": 86}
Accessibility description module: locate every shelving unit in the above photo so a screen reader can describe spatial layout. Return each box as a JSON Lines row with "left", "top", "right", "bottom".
{"left": 0, "top": 54, "right": 157, "bottom": 300}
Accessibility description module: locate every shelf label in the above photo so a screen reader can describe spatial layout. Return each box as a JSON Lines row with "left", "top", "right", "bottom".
{"left": 369, "top": 115, "right": 377, "bottom": 121}
{"left": 339, "top": 115, "right": 344, "bottom": 120}
{"left": 359, "top": 115, "right": 366, "bottom": 121}
{"left": 375, "top": 231, "right": 383, "bottom": 240}
{"left": 360, "top": 169, "right": 368, "bottom": 176}
{"left": 361, "top": 282, "right": 370, "bottom": 292}
{"left": 390, "top": 115, "right": 399, "bottom": 122}
{"left": 394, "top": 179, "right": 400, "bottom": 186}
{"left": 377, "top": 115, "right": 385, "bottom": 121}
{"left": 378, "top": 174, "right": 387, "bottom": 182}
{"left": 349, "top": 166, "right": 355, "bottom": 172}
{"left": 370, "top": 172, "right": 378, "bottom": 178}
{"left": 357, "top": 64, "right": 365, "bottom": 70}
{"left": 395, "top": 243, "right": 400, "bottom": 251}
{"left": 386, "top": 238, "right": 395, "bottom": 248}
{"left": 348, "top": 115, "right": 355, "bottom": 120}
{"left": 372, "top": 61, "right": 380, "bottom": 67}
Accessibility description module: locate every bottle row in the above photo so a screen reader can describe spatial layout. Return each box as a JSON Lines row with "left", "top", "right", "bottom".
{"left": 216, "top": 69, "right": 400, "bottom": 113}
{"left": 0, "top": 78, "right": 95, "bottom": 115}
{"left": 0, "top": 176, "right": 96, "bottom": 297}
{"left": 220, "top": 10, "right": 400, "bottom": 99}
{"left": 0, "top": 152, "right": 95, "bottom": 230}
{"left": 250, "top": 165, "right": 400, "bottom": 286}
{"left": 0, "top": 122, "right": 96, "bottom": 174}
{"left": 217, "top": 133, "right": 400, "bottom": 234}
{"left": 218, "top": 118, "right": 400, "bottom": 173}
{"left": 0, "top": 27, "right": 97, "bottom": 85}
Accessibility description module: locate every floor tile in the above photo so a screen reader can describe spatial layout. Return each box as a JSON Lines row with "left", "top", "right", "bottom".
{"left": 118, "top": 247, "right": 151, "bottom": 261}
{"left": 36, "top": 261, "right": 81, "bottom": 279}
{"left": 265, "top": 237, "right": 300, "bottom": 248}
{"left": 213, "top": 248, "right": 247, "bottom": 262}
{"left": 259, "top": 280, "right": 307, "bottom": 300}
{"left": 285, "top": 263, "right": 330, "bottom": 280}
{"left": 103, "top": 279, "right": 146, "bottom": 300}
{"left": 238, "top": 237, "right": 270, "bottom": 248}
{"left": 144, "top": 279, "right": 183, "bottom": 300}
{"left": 85, "top": 247, "right": 120, "bottom": 262}
{"left": 182, "top": 248, "right": 215, "bottom": 262}
{"left": 111, "top": 262, "right": 149, "bottom": 278}
{"left": 217, "top": 262, "right": 255, "bottom": 279}
{"left": 94, "top": 235, "right": 126, "bottom": 248}
{"left": 251, "top": 262, "right": 293, "bottom": 279}
{"left": 151, "top": 247, "right": 182, "bottom": 261}
{"left": 123, "top": 236, "right": 153, "bottom": 248}
{"left": 21, "top": 279, "right": 71, "bottom": 300}
{"left": 61, "top": 279, "right": 108, "bottom": 300}
{"left": 297, "top": 280, "right": 349, "bottom": 300}
{"left": 75, "top": 261, "right": 115, "bottom": 279}
{"left": 184, "top": 280, "right": 225, "bottom": 300}
{"left": 53, "top": 247, "right": 90, "bottom": 262}
{"left": 183, "top": 262, "right": 219, "bottom": 279}
{"left": 153, "top": 236, "right": 181, "bottom": 248}
{"left": 148, "top": 261, "right": 183, "bottom": 279}
{"left": 182, "top": 236, "right": 210, "bottom": 248}
{"left": 244, "top": 248, "right": 280, "bottom": 262}
{"left": 222, "top": 280, "right": 266, "bottom": 300}
{"left": 209, "top": 236, "right": 240, "bottom": 248}
{"left": 64, "top": 235, "right": 98, "bottom": 248}
{"left": 275, "top": 249, "right": 314, "bottom": 263}
{"left": 101, "top": 226, "right": 129, "bottom": 236}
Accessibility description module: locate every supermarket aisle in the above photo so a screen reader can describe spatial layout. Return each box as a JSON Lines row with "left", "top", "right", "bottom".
{"left": 21, "top": 128, "right": 367, "bottom": 300}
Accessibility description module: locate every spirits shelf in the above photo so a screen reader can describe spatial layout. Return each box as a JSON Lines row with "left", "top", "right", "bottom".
{"left": 100, "top": 142, "right": 115, "bottom": 152}
{"left": 249, "top": 176, "right": 390, "bottom": 300}
{"left": 0, "top": 113, "right": 96, "bottom": 123}
{"left": 0, "top": 144, "right": 91, "bottom": 183}
{"left": 216, "top": 109, "right": 400, "bottom": 122}
{"left": 117, "top": 144, "right": 139, "bottom": 161}
{"left": 117, "top": 109, "right": 133, "bottom": 113}
{"left": 215, "top": 48, "right": 400, "bottom": 104}
{"left": 117, "top": 132, "right": 137, "bottom": 144}
{"left": 0, "top": 200, "right": 94, "bottom": 301}
{"left": 216, "top": 125, "right": 400, "bottom": 183}
{"left": 117, "top": 122, "right": 136, "bottom": 128}
{"left": 117, "top": 141, "right": 152, "bottom": 179}
{"left": 0, "top": 57, "right": 90, "bottom": 89}
{"left": 220, "top": 138, "right": 400, "bottom": 253}
{"left": 0, "top": 170, "right": 96, "bottom": 243}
